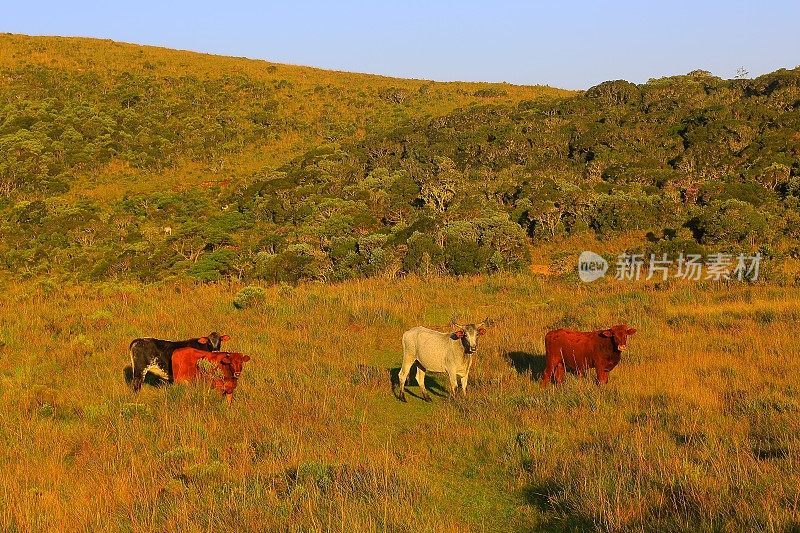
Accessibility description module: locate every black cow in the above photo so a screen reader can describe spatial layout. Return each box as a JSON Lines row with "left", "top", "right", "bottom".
{"left": 129, "top": 332, "right": 230, "bottom": 392}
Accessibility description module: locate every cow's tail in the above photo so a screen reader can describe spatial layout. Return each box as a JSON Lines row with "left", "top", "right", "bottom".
{"left": 129, "top": 339, "right": 139, "bottom": 369}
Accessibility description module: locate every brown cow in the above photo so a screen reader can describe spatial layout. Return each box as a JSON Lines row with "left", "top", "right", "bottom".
{"left": 171, "top": 347, "right": 209, "bottom": 383}
{"left": 171, "top": 348, "right": 251, "bottom": 403}
{"left": 541, "top": 324, "right": 636, "bottom": 387}
{"left": 205, "top": 352, "right": 251, "bottom": 404}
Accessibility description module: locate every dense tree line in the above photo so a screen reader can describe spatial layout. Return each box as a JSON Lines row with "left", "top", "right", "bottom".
{"left": 1, "top": 40, "right": 799, "bottom": 282}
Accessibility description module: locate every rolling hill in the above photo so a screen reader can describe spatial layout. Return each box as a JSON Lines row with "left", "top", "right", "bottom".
{"left": 1, "top": 34, "right": 799, "bottom": 284}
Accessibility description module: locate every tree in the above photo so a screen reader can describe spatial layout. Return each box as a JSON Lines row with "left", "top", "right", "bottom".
{"left": 694, "top": 200, "right": 768, "bottom": 246}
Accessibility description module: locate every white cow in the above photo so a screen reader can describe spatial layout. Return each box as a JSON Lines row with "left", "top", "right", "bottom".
{"left": 397, "top": 320, "right": 487, "bottom": 402}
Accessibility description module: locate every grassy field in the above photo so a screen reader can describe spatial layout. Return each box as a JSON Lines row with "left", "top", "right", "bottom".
{"left": 1, "top": 273, "right": 799, "bottom": 532}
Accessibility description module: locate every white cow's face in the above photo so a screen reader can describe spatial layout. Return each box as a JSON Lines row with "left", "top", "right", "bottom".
{"left": 454, "top": 321, "right": 488, "bottom": 354}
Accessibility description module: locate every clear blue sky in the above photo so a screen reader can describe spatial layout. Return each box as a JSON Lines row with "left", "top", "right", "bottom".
{"left": 3, "top": 1, "right": 799, "bottom": 89}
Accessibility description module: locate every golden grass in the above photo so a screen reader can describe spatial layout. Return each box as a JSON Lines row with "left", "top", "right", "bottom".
{"left": 0, "top": 274, "right": 798, "bottom": 531}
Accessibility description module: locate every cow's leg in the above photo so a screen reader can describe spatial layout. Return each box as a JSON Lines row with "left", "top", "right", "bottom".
{"left": 541, "top": 359, "right": 554, "bottom": 387}
{"left": 130, "top": 348, "right": 143, "bottom": 392}
{"left": 132, "top": 372, "right": 144, "bottom": 392}
{"left": 554, "top": 362, "right": 565, "bottom": 384}
{"left": 416, "top": 366, "right": 431, "bottom": 402}
{"left": 132, "top": 364, "right": 145, "bottom": 392}
{"left": 446, "top": 369, "right": 459, "bottom": 398}
{"left": 397, "top": 359, "right": 414, "bottom": 402}
{"left": 461, "top": 358, "right": 473, "bottom": 396}
{"left": 397, "top": 335, "right": 417, "bottom": 402}
{"left": 460, "top": 372, "right": 469, "bottom": 396}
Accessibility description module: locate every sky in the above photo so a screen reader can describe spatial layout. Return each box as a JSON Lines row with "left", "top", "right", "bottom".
{"left": 3, "top": 1, "right": 799, "bottom": 89}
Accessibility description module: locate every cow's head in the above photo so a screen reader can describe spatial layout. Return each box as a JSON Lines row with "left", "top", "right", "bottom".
{"left": 600, "top": 324, "right": 637, "bottom": 352}
{"left": 453, "top": 319, "right": 488, "bottom": 355}
{"left": 206, "top": 352, "right": 251, "bottom": 378}
{"left": 197, "top": 332, "right": 231, "bottom": 351}
{"left": 225, "top": 352, "right": 251, "bottom": 378}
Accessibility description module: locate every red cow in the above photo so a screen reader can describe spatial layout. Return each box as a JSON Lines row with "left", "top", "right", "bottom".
{"left": 205, "top": 353, "right": 239, "bottom": 404}
{"left": 171, "top": 348, "right": 251, "bottom": 403}
{"left": 204, "top": 352, "right": 251, "bottom": 404}
{"left": 171, "top": 347, "right": 211, "bottom": 383}
{"left": 542, "top": 324, "right": 636, "bottom": 387}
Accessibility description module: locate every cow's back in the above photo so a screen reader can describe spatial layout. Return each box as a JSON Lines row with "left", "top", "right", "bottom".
{"left": 171, "top": 347, "right": 208, "bottom": 383}
{"left": 403, "top": 326, "right": 452, "bottom": 373}
{"left": 544, "top": 328, "right": 599, "bottom": 370}
{"left": 130, "top": 337, "right": 209, "bottom": 376}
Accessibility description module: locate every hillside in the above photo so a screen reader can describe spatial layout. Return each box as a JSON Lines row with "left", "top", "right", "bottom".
{"left": 0, "top": 34, "right": 569, "bottom": 197}
{"left": 1, "top": 35, "right": 799, "bottom": 283}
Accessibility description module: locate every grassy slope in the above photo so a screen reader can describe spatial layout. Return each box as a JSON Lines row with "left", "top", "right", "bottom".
{"left": 1, "top": 274, "right": 798, "bottom": 531}
{"left": 0, "top": 34, "right": 572, "bottom": 201}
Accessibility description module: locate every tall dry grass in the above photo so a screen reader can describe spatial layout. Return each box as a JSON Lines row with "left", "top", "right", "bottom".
{"left": 0, "top": 274, "right": 798, "bottom": 531}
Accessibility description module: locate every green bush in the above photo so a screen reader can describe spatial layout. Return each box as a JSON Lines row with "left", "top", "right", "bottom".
{"left": 694, "top": 200, "right": 769, "bottom": 245}
{"left": 403, "top": 232, "right": 444, "bottom": 275}
{"left": 233, "top": 285, "right": 267, "bottom": 309}
{"left": 188, "top": 250, "right": 236, "bottom": 282}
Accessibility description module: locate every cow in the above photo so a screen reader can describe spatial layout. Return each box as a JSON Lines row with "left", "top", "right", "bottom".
{"left": 171, "top": 348, "right": 251, "bottom": 404}
{"left": 207, "top": 352, "right": 251, "bottom": 404}
{"left": 541, "top": 324, "right": 636, "bottom": 387}
{"left": 397, "top": 319, "right": 488, "bottom": 402}
{"left": 170, "top": 347, "right": 210, "bottom": 384}
{"left": 128, "top": 332, "right": 230, "bottom": 392}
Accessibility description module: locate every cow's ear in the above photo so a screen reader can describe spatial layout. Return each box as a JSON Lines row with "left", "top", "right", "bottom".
{"left": 221, "top": 334, "right": 230, "bottom": 342}
{"left": 198, "top": 337, "right": 208, "bottom": 344}
{"left": 478, "top": 327, "right": 486, "bottom": 336}
{"left": 600, "top": 330, "right": 614, "bottom": 337}
{"left": 455, "top": 330, "right": 465, "bottom": 338}
{"left": 627, "top": 328, "right": 637, "bottom": 335}
{"left": 242, "top": 355, "right": 251, "bottom": 362}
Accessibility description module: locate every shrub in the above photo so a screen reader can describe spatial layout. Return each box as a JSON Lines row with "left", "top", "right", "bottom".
{"left": 233, "top": 285, "right": 267, "bottom": 309}
{"left": 255, "top": 244, "right": 329, "bottom": 284}
{"left": 693, "top": 200, "right": 769, "bottom": 245}
{"left": 444, "top": 240, "right": 494, "bottom": 275}
{"left": 187, "top": 250, "right": 236, "bottom": 282}
{"left": 403, "top": 232, "right": 444, "bottom": 275}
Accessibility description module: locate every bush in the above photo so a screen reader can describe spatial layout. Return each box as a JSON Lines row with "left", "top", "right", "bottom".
{"left": 585, "top": 79, "right": 640, "bottom": 105}
{"left": 233, "top": 285, "right": 267, "bottom": 309}
{"left": 693, "top": 200, "right": 769, "bottom": 245}
{"left": 444, "top": 241, "right": 494, "bottom": 275}
{"left": 403, "top": 232, "right": 444, "bottom": 275}
{"left": 255, "top": 244, "right": 329, "bottom": 284}
{"left": 187, "top": 250, "right": 236, "bottom": 282}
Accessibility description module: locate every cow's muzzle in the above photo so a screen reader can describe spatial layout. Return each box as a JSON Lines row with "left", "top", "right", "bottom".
{"left": 233, "top": 372, "right": 241, "bottom": 378}
{"left": 617, "top": 345, "right": 626, "bottom": 351}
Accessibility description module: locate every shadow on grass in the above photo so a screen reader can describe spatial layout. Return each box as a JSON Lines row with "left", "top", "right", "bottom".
{"left": 505, "top": 351, "right": 547, "bottom": 380}
{"left": 122, "top": 365, "right": 169, "bottom": 389}
{"left": 389, "top": 365, "right": 448, "bottom": 401}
